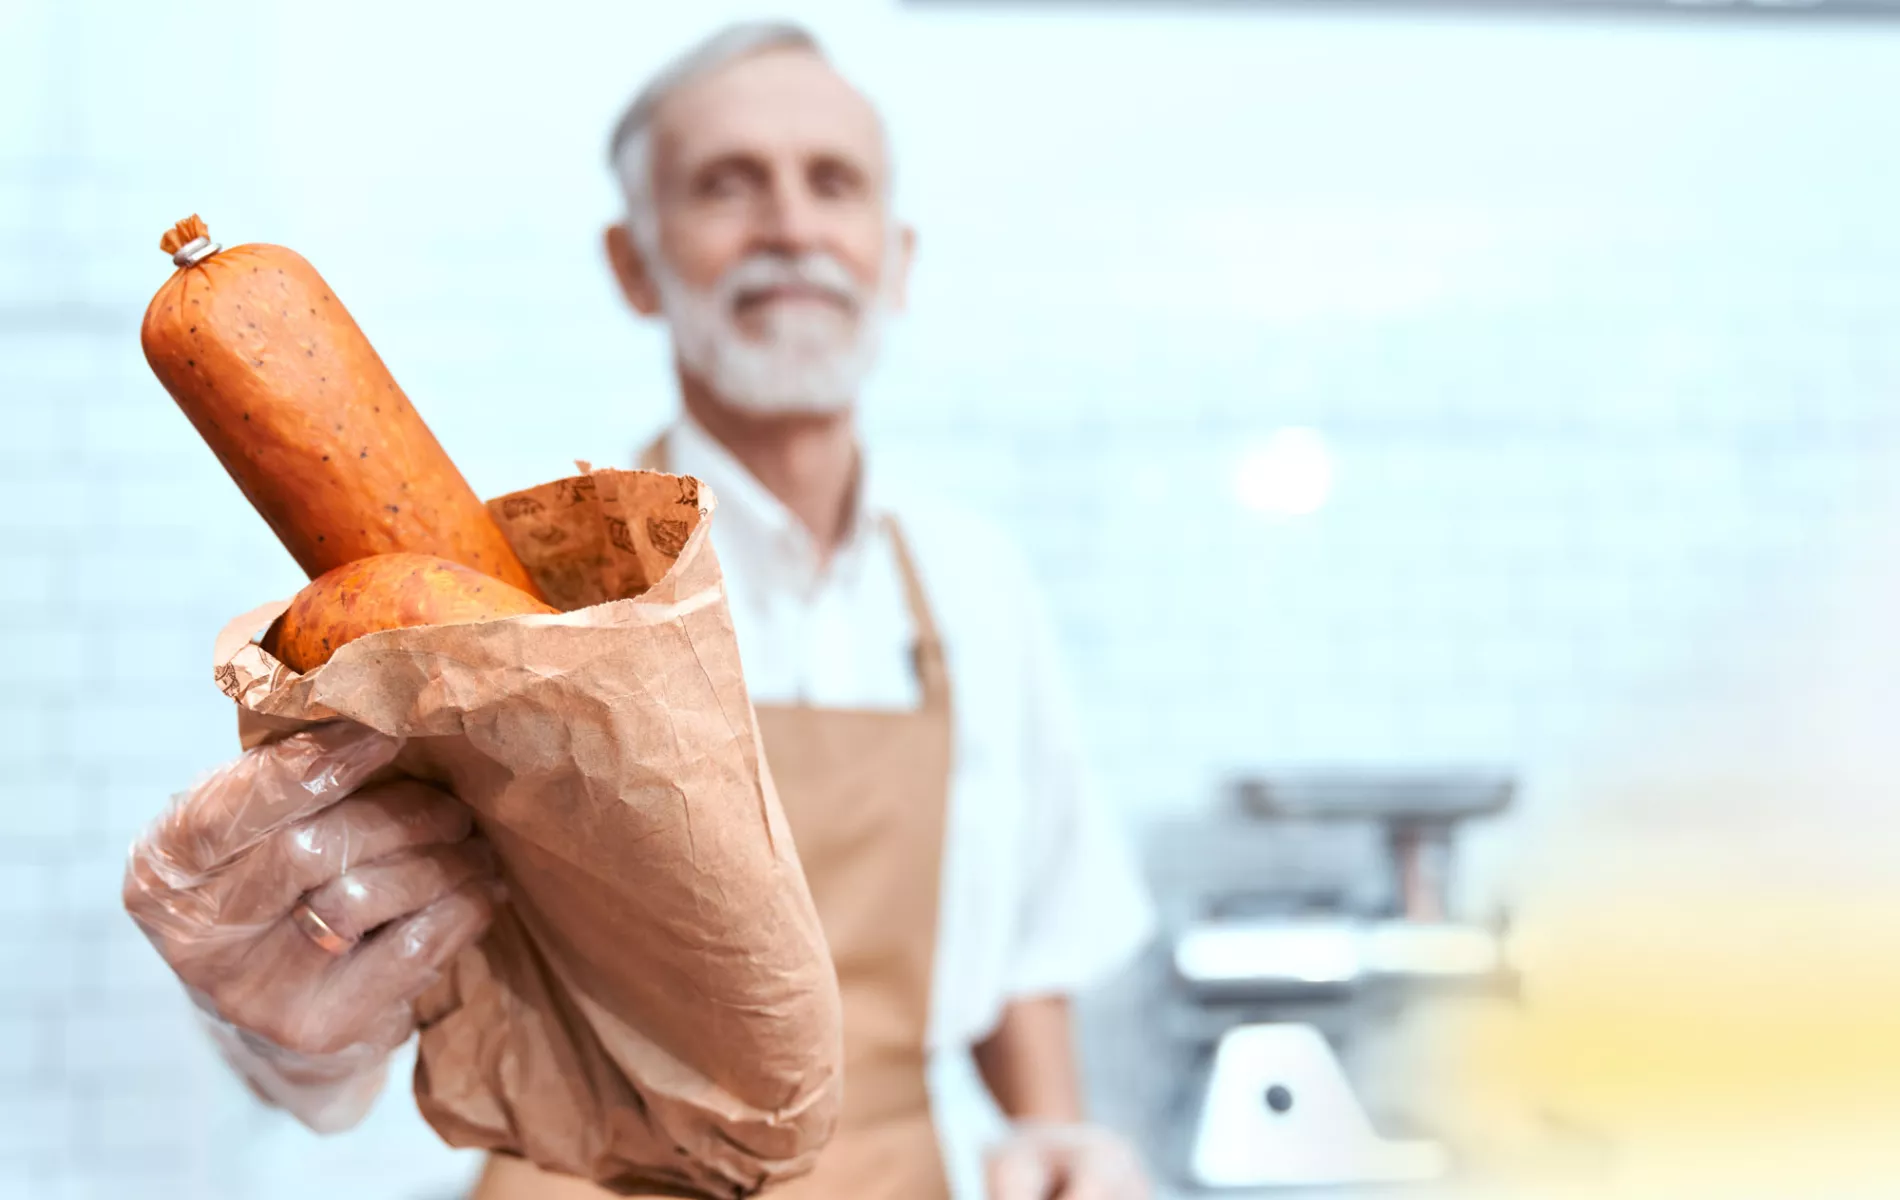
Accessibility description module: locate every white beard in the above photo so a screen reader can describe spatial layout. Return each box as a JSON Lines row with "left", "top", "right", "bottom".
{"left": 649, "top": 246, "right": 892, "bottom": 415}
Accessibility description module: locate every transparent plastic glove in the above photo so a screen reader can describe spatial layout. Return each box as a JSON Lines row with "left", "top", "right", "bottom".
{"left": 986, "top": 1122, "right": 1153, "bottom": 1200}
{"left": 123, "top": 721, "right": 501, "bottom": 1133}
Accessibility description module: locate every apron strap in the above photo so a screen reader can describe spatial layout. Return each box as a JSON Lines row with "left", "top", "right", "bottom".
{"left": 881, "top": 517, "right": 951, "bottom": 713}
{"left": 636, "top": 432, "right": 667, "bottom": 473}
{"left": 638, "top": 427, "right": 951, "bottom": 709}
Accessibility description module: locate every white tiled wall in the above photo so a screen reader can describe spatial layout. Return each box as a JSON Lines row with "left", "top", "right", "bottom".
{"left": 4, "top": 2, "right": 1898, "bottom": 1197}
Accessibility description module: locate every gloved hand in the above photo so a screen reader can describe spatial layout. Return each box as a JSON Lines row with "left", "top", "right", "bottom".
{"left": 986, "top": 1122, "right": 1153, "bottom": 1200}
{"left": 123, "top": 721, "right": 501, "bottom": 1133}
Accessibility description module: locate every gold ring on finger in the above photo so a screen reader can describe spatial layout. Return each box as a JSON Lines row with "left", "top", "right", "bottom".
{"left": 291, "top": 902, "right": 353, "bottom": 957}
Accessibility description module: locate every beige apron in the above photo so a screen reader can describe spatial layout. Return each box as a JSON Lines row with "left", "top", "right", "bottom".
{"left": 471, "top": 440, "right": 954, "bottom": 1200}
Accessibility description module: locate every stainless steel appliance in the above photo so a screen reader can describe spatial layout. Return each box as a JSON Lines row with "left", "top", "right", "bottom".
{"left": 1132, "top": 773, "right": 1541, "bottom": 1193}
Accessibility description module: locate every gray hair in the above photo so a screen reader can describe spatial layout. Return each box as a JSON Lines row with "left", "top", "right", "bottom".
{"left": 607, "top": 21, "right": 893, "bottom": 254}
{"left": 607, "top": 21, "right": 823, "bottom": 250}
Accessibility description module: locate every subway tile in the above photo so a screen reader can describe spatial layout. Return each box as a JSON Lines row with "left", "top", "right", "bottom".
{"left": 0, "top": 1089, "right": 68, "bottom": 1164}
{"left": 0, "top": 859, "right": 59, "bottom": 920}
{"left": 60, "top": 1005, "right": 202, "bottom": 1080}
{"left": 56, "top": 844, "right": 129, "bottom": 924}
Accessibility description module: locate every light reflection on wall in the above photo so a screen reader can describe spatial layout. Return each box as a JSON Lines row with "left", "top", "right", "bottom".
{"left": 1236, "top": 427, "right": 1337, "bottom": 517}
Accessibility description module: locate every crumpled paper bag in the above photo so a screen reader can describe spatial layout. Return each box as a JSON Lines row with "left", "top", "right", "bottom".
{"left": 212, "top": 468, "right": 842, "bottom": 1198}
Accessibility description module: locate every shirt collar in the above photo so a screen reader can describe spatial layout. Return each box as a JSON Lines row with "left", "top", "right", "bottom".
{"left": 663, "top": 415, "right": 883, "bottom": 589}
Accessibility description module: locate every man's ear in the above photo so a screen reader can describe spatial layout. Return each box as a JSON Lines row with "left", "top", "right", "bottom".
{"left": 603, "top": 222, "right": 663, "bottom": 317}
{"left": 888, "top": 223, "right": 917, "bottom": 314}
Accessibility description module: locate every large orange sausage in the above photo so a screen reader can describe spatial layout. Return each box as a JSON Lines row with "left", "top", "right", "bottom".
{"left": 141, "top": 216, "right": 542, "bottom": 598}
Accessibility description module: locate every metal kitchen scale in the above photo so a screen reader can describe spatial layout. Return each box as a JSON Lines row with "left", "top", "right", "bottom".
{"left": 1146, "top": 773, "right": 1524, "bottom": 1192}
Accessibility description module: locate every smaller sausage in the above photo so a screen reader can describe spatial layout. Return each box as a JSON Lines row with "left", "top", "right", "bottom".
{"left": 263, "top": 553, "right": 556, "bottom": 673}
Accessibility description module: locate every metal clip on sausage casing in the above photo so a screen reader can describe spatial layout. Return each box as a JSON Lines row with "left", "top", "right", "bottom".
{"left": 171, "top": 235, "right": 222, "bottom": 268}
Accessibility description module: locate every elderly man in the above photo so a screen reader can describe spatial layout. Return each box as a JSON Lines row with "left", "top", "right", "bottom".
{"left": 127, "top": 20, "right": 1153, "bottom": 1200}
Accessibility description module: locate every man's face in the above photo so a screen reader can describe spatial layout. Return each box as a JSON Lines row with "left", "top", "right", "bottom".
{"left": 615, "top": 48, "right": 912, "bottom": 413}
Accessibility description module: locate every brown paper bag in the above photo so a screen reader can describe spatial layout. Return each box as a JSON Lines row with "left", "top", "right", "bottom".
{"left": 212, "top": 468, "right": 842, "bottom": 1197}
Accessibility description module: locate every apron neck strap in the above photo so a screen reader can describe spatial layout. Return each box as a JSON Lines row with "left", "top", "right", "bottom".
{"left": 639, "top": 429, "right": 951, "bottom": 707}
{"left": 881, "top": 516, "right": 951, "bottom": 710}
{"left": 637, "top": 432, "right": 667, "bottom": 473}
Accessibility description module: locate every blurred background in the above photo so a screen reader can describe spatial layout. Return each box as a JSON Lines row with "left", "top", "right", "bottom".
{"left": 4, "top": 1, "right": 1898, "bottom": 1197}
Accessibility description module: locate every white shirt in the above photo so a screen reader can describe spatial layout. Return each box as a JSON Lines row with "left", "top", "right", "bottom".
{"left": 665, "top": 419, "right": 1157, "bottom": 1193}
{"left": 667, "top": 418, "right": 1155, "bottom": 1036}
